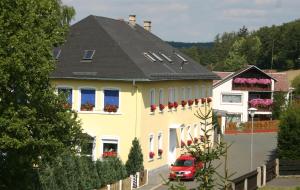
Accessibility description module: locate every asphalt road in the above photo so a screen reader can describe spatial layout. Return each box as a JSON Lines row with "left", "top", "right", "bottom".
{"left": 154, "top": 133, "right": 277, "bottom": 190}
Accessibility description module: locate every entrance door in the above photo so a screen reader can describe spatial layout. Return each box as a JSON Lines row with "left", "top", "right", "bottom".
{"left": 168, "top": 129, "right": 177, "bottom": 165}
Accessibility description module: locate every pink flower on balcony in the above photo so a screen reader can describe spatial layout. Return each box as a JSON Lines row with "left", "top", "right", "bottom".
{"left": 249, "top": 98, "right": 273, "bottom": 107}
{"left": 246, "top": 78, "right": 258, "bottom": 85}
{"left": 234, "top": 77, "right": 247, "bottom": 84}
{"left": 257, "top": 79, "right": 271, "bottom": 85}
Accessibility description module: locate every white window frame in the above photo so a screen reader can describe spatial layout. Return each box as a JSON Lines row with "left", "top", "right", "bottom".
{"left": 195, "top": 85, "right": 199, "bottom": 99}
{"left": 221, "top": 93, "right": 243, "bottom": 105}
{"left": 57, "top": 85, "right": 74, "bottom": 109}
{"left": 180, "top": 127, "right": 185, "bottom": 143}
{"left": 102, "top": 87, "right": 121, "bottom": 111}
{"left": 187, "top": 126, "right": 191, "bottom": 140}
{"left": 158, "top": 132, "right": 163, "bottom": 157}
{"left": 100, "top": 136, "right": 119, "bottom": 158}
{"left": 201, "top": 84, "right": 206, "bottom": 98}
{"left": 172, "top": 88, "right": 177, "bottom": 102}
{"left": 181, "top": 87, "right": 185, "bottom": 100}
{"left": 168, "top": 88, "right": 173, "bottom": 103}
{"left": 194, "top": 124, "right": 198, "bottom": 138}
{"left": 149, "top": 133, "right": 155, "bottom": 159}
{"left": 159, "top": 89, "right": 164, "bottom": 105}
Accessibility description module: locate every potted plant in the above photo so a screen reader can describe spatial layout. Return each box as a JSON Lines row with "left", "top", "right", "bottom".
{"left": 207, "top": 97, "right": 212, "bottom": 103}
{"left": 81, "top": 102, "right": 94, "bottom": 111}
{"left": 188, "top": 99, "right": 194, "bottom": 106}
{"left": 150, "top": 104, "right": 156, "bottom": 112}
{"left": 187, "top": 139, "right": 192, "bottom": 146}
{"left": 159, "top": 104, "right": 165, "bottom": 111}
{"left": 104, "top": 104, "right": 118, "bottom": 112}
{"left": 158, "top": 149, "right": 163, "bottom": 157}
{"left": 168, "top": 102, "right": 174, "bottom": 109}
{"left": 103, "top": 151, "right": 117, "bottom": 157}
{"left": 149, "top": 151, "right": 155, "bottom": 159}
{"left": 174, "top": 101, "right": 179, "bottom": 109}
{"left": 195, "top": 98, "right": 199, "bottom": 105}
{"left": 181, "top": 100, "right": 187, "bottom": 107}
{"left": 201, "top": 98, "right": 206, "bottom": 104}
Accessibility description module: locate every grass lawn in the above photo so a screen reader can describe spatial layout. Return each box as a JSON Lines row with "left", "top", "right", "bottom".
{"left": 260, "top": 187, "right": 300, "bottom": 190}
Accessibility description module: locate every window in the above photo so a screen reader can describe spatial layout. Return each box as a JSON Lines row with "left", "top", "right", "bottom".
{"left": 195, "top": 86, "right": 199, "bottom": 99}
{"left": 187, "top": 126, "right": 191, "bottom": 140}
{"left": 168, "top": 88, "right": 173, "bottom": 102}
{"left": 174, "top": 52, "right": 187, "bottom": 62}
{"left": 181, "top": 87, "right": 185, "bottom": 100}
{"left": 222, "top": 94, "right": 242, "bottom": 103}
{"left": 150, "top": 89, "right": 155, "bottom": 105}
{"left": 102, "top": 139, "right": 118, "bottom": 157}
{"left": 81, "top": 134, "right": 95, "bottom": 157}
{"left": 159, "top": 89, "right": 164, "bottom": 105}
{"left": 207, "top": 85, "right": 212, "bottom": 97}
{"left": 83, "top": 50, "right": 95, "bottom": 60}
{"left": 227, "top": 114, "right": 242, "bottom": 124}
{"left": 149, "top": 134, "right": 154, "bottom": 159}
{"left": 104, "top": 89, "right": 119, "bottom": 107}
{"left": 151, "top": 52, "right": 163, "bottom": 62}
{"left": 186, "top": 87, "right": 192, "bottom": 100}
{"left": 201, "top": 84, "right": 206, "bottom": 98}
{"left": 172, "top": 88, "right": 177, "bottom": 102}
{"left": 180, "top": 128, "right": 185, "bottom": 143}
{"left": 144, "top": 52, "right": 156, "bottom": 62}
{"left": 58, "top": 87, "right": 72, "bottom": 106}
{"left": 159, "top": 52, "right": 172, "bottom": 63}
{"left": 80, "top": 89, "right": 95, "bottom": 111}
{"left": 158, "top": 133, "right": 163, "bottom": 157}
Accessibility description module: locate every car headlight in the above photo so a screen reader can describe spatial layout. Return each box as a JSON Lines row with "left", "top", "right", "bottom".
{"left": 184, "top": 171, "right": 191, "bottom": 174}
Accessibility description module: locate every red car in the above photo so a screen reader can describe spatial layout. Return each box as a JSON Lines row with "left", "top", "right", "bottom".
{"left": 169, "top": 155, "right": 203, "bottom": 180}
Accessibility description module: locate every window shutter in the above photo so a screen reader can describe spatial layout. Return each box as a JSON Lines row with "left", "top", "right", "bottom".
{"left": 104, "top": 90, "right": 119, "bottom": 106}
{"left": 81, "top": 89, "right": 95, "bottom": 105}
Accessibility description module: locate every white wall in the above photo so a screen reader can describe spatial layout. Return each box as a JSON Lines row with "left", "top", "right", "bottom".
{"left": 213, "top": 79, "right": 249, "bottom": 123}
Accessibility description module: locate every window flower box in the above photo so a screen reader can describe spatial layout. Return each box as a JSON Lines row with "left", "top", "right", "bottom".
{"left": 207, "top": 97, "right": 212, "bottom": 103}
{"left": 158, "top": 149, "right": 163, "bottom": 157}
{"left": 63, "top": 103, "right": 72, "bottom": 109}
{"left": 187, "top": 139, "right": 192, "bottom": 146}
{"left": 181, "top": 100, "right": 187, "bottom": 107}
{"left": 159, "top": 104, "right": 165, "bottom": 111}
{"left": 104, "top": 104, "right": 118, "bottom": 113}
{"left": 174, "top": 101, "right": 179, "bottom": 109}
{"left": 188, "top": 99, "right": 194, "bottom": 106}
{"left": 103, "top": 151, "right": 117, "bottom": 157}
{"left": 195, "top": 99, "right": 199, "bottom": 105}
{"left": 168, "top": 102, "right": 174, "bottom": 109}
{"left": 201, "top": 98, "right": 206, "bottom": 104}
{"left": 149, "top": 151, "right": 155, "bottom": 159}
{"left": 150, "top": 104, "right": 156, "bottom": 112}
{"left": 80, "top": 102, "right": 94, "bottom": 111}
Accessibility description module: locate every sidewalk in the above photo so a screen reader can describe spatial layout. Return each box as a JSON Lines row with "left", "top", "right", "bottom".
{"left": 266, "top": 177, "right": 300, "bottom": 187}
{"left": 139, "top": 165, "right": 169, "bottom": 190}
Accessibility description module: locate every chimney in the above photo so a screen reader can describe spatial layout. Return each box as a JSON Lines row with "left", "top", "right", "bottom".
{"left": 129, "top": 15, "right": 136, "bottom": 26}
{"left": 143, "top": 20, "right": 151, "bottom": 32}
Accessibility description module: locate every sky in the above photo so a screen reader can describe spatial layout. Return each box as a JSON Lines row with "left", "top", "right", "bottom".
{"left": 62, "top": 0, "right": 300, "bottom": 42}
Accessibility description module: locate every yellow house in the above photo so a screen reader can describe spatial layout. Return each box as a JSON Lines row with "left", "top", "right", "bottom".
{"left": 51, "top": 15, "right": 219, "bottom": 170}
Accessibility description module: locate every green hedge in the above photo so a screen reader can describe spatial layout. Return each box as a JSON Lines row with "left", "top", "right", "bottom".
{"left": 39, "top": 153, "right": 127, "bottom": 190}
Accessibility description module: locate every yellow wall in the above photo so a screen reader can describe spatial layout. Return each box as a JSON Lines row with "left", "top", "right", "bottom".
{"left": 51, "top": 79, "right": 213, "bottom": 171}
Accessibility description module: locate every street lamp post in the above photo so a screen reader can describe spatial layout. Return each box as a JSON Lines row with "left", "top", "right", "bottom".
{"left": 248, "top": 107, "right": 257, "bottom": 171}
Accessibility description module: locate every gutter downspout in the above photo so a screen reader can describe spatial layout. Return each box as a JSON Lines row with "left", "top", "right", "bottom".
{"left": 133, "top": 80, "right": 138, "bottom": 137}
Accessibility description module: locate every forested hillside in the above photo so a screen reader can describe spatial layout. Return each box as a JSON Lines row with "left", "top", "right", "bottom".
{"left": 167, "top": 41, "right": 213, "bottom": 49}
{"left": 175, "top": 19, "right": 300, "bottom": 72}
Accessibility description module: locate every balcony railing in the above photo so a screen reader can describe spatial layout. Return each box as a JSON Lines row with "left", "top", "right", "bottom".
{"left": 232, "top": 77, "right": 272, "bottom": 91}
{"left": 233, "top": 84, "right": 271, "bottom": 91}
{"left": 248, "top": 98, "right": 273, "bottom": 112}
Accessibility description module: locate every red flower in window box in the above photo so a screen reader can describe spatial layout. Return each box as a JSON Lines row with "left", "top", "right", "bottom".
{"left": 195, "top": 99, "right": 199, "bottom": 105}
{"left": 158, "top": 149, "right": 163, "bottom": 156}
{"left": 81, "top": 102, "right": 94, "bottom": 111}
{"left": 187, "top": 140, "right": 193, "bottom": 146}
{"left": 188, "top": 99, "right": 194, "bottom": 106}
{"left": 174, "top": 101, "right": 179, "bottom": 108}
{"left": 63, "top": 103, "right": 72, "bottom": 109}
{"left": 159, "top": 104, "right": 165, "bottom": 111}
{"left": 168, "top": 102, "right": 174, "bottom": 109}
{"left": 207, "top": 97, "right": 212, "bottom": 103}
{"left": 103, "top": 151, "right": 117, "bottom": 157}
{"left": 193, "top": 137, "right": 198, "bottom": 143}
{"left": 181, "top": 140, "right": 186, "bottom": 147}
{"left": 104, "top": 104, "right": 118, "bottom": 112}
{"left": 150, "top": 104, "right": 156, "bottom": 112}
{"left": 149, "top": 151, "right": 155, "bottom": 159}
{"left": 181, "top": 100, "right": 187, "bottom": 107}
{"left": 201, "top": 98, "right": 206, "bottom": 104}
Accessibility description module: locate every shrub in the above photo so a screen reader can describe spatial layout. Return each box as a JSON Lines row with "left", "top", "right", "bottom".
{"left": 278, "top": 103, "right": 300, "bottom": 159}
{"left": 125, "top": 138, "right": 144, "bottom": 175}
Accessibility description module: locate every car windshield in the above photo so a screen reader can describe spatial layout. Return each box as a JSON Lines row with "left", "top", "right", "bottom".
{"left": 174, "top": 159, "right": 193, "bottom": 166}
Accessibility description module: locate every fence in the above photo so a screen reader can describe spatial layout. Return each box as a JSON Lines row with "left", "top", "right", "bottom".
{"left": 279, "top": 160, "right": 300, "bottom": 176}
{"left": 225, "top": 120, "right": 279, "bottom": 134}
{"left": 230, "top": 159, "right": 279, "bottom": 190}
{"left": 99, "top": 170, "right": 148, "bottom": 190}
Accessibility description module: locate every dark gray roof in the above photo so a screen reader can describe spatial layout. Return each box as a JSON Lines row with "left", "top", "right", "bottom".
{"left": 51, "top": 15, "right": 219, "bottom": 81}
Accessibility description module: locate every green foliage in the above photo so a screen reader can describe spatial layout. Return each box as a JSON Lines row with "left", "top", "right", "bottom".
{"left": 125, "top": 137, "right": 144, "bottom": 175}
{"left": 272, "top": 92, "right": 286, "bottom": 119}
{"left": 0, "top": 0, "right": 82, "bottom": 189}
{"left": 96, "top": 157, "right": 127, "bottom": 186}
{"left": 278, "top": 103, "right": 300, "bottom": 159}
{"left": 292, "top": 74, "right": 300, "bottom": 96}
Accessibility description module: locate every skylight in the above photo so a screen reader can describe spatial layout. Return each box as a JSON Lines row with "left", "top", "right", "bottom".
{"left": 174, "top": 52, "right": 188, "bottom": 62}
{"left": 53, "top": 48, "right": 61, "bottom": 60}
{"left": 83, "top": 50, "right": 95, "bottom": 60}
{"left": 143, "top": 52, "right": 156, "bottom": 62}
{"left": 159, "top": 52, "right": 172, "bottom": 63}
{"left": 151, "top": 52, "right": 163, "bottom": 62}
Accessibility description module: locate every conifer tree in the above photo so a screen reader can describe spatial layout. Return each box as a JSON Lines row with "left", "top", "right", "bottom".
{"left": 125, "top": 137, "right": 144, "bottom": 175}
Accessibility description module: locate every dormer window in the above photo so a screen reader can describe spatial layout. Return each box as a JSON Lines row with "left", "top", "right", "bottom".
{"left": 53, "top": 48, "right": 61, "bottom": 60}
{"left": 143, "top": 52, "right": 156, "bottom": 62}
{"left": 83, "top": 50, "right": 95, "bottom": 60}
